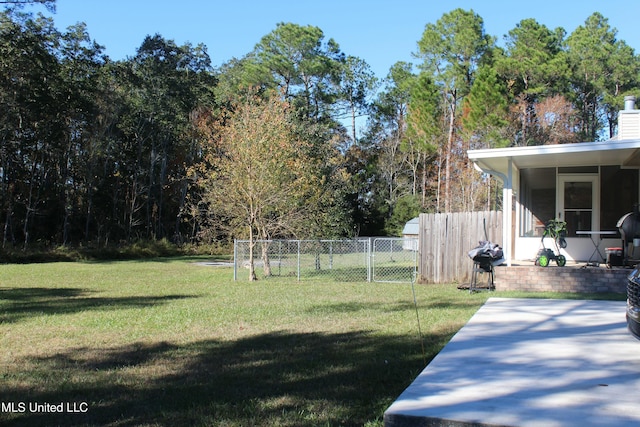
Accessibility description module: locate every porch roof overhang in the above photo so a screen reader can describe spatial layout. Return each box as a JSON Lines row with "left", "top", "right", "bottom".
{"left": 468, "top": 139, "right": 640, "bottom": 177}
{"left": 467, "top": 138, "right": 640, "bottom": 267}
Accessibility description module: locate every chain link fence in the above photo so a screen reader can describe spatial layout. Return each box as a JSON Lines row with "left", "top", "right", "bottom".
{"left": 233, "top": 238, "right": 417, "bottom": 283}
{"left": 371, "top": 238, "right": 418, "bottom": 283}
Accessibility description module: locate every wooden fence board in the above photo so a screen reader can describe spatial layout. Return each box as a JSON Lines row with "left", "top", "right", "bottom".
{"left": 418, "top": 211, "right": 502, "bottom": 284}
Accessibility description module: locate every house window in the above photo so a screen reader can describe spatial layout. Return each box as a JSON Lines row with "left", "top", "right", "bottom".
{"left": 520, "top": 168, "right": 556, "bottom": 237}
{"left": 600, "top": 166, "right": 639, "bottom": 231}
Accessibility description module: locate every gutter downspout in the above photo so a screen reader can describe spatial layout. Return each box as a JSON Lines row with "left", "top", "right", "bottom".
{"left": 473, "top": 159, "right": 513, "bottom": 266}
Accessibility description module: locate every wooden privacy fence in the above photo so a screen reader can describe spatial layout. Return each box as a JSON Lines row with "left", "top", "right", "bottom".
{"left": 418, "top": 211, "right": 503, "bottom": 284}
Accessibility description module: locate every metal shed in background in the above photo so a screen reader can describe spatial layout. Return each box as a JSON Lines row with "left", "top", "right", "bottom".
{"left": 401, "top": 217, "right": 419, "bottom": 251}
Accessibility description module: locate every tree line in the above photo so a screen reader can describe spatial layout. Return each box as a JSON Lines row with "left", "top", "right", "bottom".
{"left": 1, "top": 6, "right": 639, "bottom": 251}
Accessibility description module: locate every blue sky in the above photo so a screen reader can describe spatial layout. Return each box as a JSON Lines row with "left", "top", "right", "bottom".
{"left": 40, "top": 0, "right": 640, "bottom": 80}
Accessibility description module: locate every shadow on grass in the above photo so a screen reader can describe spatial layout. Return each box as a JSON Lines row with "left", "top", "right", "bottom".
{"left": 1, "top": 330, "right": 442, "bottom": 427}
{"left": 0, "top": 287, "right": 196, "bottom": 323}
{"left": 305, "top": 300, "right": 429, "bottom": 315}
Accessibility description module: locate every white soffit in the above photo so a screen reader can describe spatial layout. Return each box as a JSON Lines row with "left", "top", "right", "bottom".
{"left": 468, "top": 139, "right": 640, "bottom": 175}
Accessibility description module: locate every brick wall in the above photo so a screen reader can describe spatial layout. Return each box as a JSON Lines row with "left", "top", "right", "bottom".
{"left": 493, "top": 266, "right": 632, "bottom": 294}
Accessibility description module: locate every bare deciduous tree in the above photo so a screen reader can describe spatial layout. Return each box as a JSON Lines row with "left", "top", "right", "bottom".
{"left": 194, "top": 91, "right": 318, "bottom": 280}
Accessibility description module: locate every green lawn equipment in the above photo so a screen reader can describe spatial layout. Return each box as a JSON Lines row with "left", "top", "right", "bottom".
{"left": 535, "top": 219, "right": 567, "bottom": 267}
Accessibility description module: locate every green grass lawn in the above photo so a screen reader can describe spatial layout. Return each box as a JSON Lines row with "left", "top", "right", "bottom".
{"left": 0, "top": 258, "right": 624, "bottom": 427}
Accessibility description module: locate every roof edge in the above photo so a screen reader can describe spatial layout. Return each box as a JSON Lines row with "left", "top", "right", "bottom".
{"left": 468, "top": 139, "right": 640, "bottom": 160}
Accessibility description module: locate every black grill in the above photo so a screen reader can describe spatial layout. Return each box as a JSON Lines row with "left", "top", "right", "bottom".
{"left": 617, "top": 204, "right": 640, "bottom": 263}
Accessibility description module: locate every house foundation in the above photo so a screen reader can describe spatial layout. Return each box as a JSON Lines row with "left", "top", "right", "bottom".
{"left": 493, "top": 264, "right": 631, "bottom": 293}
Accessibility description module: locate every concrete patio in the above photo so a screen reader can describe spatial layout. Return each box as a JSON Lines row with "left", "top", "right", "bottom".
{"left": 384, "top": 298, "right": 640, "bottom": 427}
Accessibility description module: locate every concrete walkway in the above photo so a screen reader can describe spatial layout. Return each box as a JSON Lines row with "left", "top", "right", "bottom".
{"left": 384, "top": 298, "right": 640, "bottom": 427}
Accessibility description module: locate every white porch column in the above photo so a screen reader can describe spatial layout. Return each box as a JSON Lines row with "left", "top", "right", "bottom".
{"left": 503, "top": 158, "right": 513, "bottom": 267}
{"left": 474, "top": 160, "right": 513, "bottom": 266}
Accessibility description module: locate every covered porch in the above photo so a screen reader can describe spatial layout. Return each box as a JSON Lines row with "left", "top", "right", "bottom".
{"left": 467, "top": 99, "right": 640, "bottom": 267}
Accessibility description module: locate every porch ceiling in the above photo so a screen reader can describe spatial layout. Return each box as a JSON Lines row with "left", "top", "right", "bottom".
{"left": 468, "top": 139, "right": 640, "bottom": 176}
